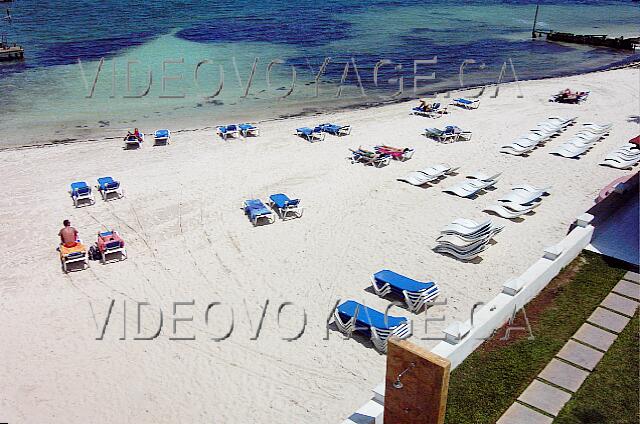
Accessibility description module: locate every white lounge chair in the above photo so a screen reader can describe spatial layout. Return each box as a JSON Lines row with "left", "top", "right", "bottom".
{"left": 443, "top": 182, "right": 488, "bottom": 198}
{"left": 600, "top": 157, "right": 640, "bottom": 170}
{"left": 483, "top": 202, "right": 539, "bottom": 219}
{"left": 581, "top": 122, "right": 612, "bottom": 134}
{"left": 371, "top": 270, "right": 440, "bottom": 313}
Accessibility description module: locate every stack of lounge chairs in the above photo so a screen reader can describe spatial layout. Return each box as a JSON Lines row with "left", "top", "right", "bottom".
{"left": 501, "top": 116, "right": 576, "bottom": 156}
{"left": 550, "top": 122, "right": 612, "bottom": 159}
{"left": 333, "top": 300, "right": 411, "bottom": 353}
{"left": 600, "top": 143, "right": 640, "bottom": 169}
{"left": 370, "top": 270, "right": 440, "bottom": 313}
{"left": 412, "top": 102, "right": 447, "bottom": 118}
{"left": 350, "top": 147, "right": 391, "bottom": 167}
{"left": 484, "top": 184, "right": 550, "bottom": 220}
{"left": 434, "top": 218, "right": 503, "bottom": 260}
{"left": 443, "top": 171, "right": 501, "bottom": 198}
{"left": 318, "top": 123, "right": 351, "bottom": 136}
{"left": 333, "top": 267, "right": 443, "bottom": 352}
{"left": 398, "top": 164, "right": 459, "bottom": 186}
{"left": 451, "top": 97, "right": 480, "bottom": 109}
{"left": 374, "top": 145, "right": 414, "bottom": 161}
{"left": 423, "top": 125, "right": 472, "bottom": 143}
{"left": 96, "top": 177, "right": 123, "bottom": 201}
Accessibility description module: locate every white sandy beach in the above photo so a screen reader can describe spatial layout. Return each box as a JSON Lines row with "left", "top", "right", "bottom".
{"left": 0, "top": 65, "right": 639, "bottom": 423}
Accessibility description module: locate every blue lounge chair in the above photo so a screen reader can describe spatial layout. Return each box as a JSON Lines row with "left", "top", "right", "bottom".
{"left": 269, "top": 193, "right": 302, "bottom": 220}
{"left": 154, "top": 129, "right": 171, "bottom": 146}
{"left": 319, "top": 123, "right": 351, "bottom": 136}
{"left": 333, "top": 300, "right": 411, "bottom": 353}
{"left": 70, "top": 181, "right": 94, "bottom": 207}
{"left": 244, "top": 199, "right": 275, "bottom": 226}
{"left": 217, "top": 125, "right": 240, "bottom": 140}
{"left": 296, "top": 127, "right": 325, "bottom": 142}
{"left": 371, "top": 270, "right": 440, "bottom": 313}
{"left": 238, "top": 123, "right": 260, "bottom": 137}
{"left": 96, "top": 177, "right": 123, "bottom": 201}
{"left": 452, "top": 97, "right": 480, "bottom": 110}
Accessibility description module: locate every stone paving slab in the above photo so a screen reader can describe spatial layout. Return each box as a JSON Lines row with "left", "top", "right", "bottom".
{"left": 573, "top": 323, "right": 618, "bottom": 351}
{"left": 588, "top": 307, "right": 630, "bottom": 333}
{"left": 497, "top": 402, "right": 553, "bottom": 424}
{"left": 556, "top": 340, "right": 604, "bottom": 371}
{"left": 624, "top": 271, "right": 639, "bottom": 284}
{"left": 518, "top": 380, "right": 571, "bottom": 416}
{"left": 601, "top": 292, "right": 639, "bottom": 317}
{"left": 538, "top": 359, "right": 590, "bottom": 393}
{"left": 613, "top": 279, "right": 640, "bottom": 301}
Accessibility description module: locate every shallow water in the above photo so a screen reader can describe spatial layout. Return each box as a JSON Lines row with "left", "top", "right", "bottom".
{"left": 0, "top": 0, "right": 638, "bottom": 146}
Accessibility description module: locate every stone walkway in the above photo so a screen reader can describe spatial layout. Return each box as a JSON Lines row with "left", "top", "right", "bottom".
{"left": 497, "top": 271, "right": 639, "bottom": 424}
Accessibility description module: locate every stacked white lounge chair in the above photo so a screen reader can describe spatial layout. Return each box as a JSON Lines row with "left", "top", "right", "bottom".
{"left": 500, "top": 116, "right": 576, "bottom": 156}
{"left": 600, "top": 144, "right": 640, "bottom": 169}
{"left": 550, "top": 122, "right": 612, "bottom": 159}
{"left": 484, "top": 184, "right": 551, "bottom": 219}
{"left": 443, "top": 171, "right": 501, "bottom": 198}
{"left": 434, "top": 218, "right": 504, "bottom": 260}
{"left": 397, "top": 164, "right": 459, "bottom": 186}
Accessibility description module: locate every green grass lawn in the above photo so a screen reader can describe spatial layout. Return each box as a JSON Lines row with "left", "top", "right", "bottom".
{"left": 444, "top": 251, "right": 629, "bottom": 424}
{"left": 554, "top": 312, "right": 639, "bottom": 424}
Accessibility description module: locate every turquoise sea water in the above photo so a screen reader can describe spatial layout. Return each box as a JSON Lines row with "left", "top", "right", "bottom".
{"left": 0, "top": 0, "right": 638, "bottom": 146}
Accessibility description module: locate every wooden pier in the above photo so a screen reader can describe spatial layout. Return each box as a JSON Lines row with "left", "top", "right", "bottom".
{"left": 531, "top": 4, "right": 639, "bottom": 51}
{"left": 533, "top": 30, "right": 639, "bottom": 51}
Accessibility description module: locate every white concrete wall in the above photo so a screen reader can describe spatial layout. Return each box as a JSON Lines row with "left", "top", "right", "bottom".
{"left": 341, "top": 214, "right": 595, "bottom": 423}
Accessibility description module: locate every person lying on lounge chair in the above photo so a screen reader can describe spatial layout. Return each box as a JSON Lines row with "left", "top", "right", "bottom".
{"left": 376, "top": 145, "right": 410, "bottom": 153}
{"left": 417, "top": 99, "right": 435, "bottom": 112}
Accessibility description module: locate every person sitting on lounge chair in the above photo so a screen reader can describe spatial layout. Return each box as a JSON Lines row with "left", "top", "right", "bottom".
{"left": 59, "top": 219, "right": 79, "bottom": 248}
{"left": 125, "top": 128, "right": 143, "bottom": 142}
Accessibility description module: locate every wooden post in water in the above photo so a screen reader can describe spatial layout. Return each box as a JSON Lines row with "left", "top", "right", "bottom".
{"left": 383, "top": 338, "right": 451, "bottom": 424}
{"left": 532, "top": 3, "right": 540, "bottom": 38}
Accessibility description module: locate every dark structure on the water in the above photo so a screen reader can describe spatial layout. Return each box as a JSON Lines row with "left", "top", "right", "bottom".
{"left": 1, "top": 6, "right": 24, "bottom": 61}
{"left": 531, "top": 4, "right": 639, "bottom": 51}
{"left": 0, "top": 34, "right": 23, "bottom": 60}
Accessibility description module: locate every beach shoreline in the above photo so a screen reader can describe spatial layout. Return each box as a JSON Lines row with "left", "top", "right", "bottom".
{"left": 2, "top": 59, "right": 639, "bottom": 152}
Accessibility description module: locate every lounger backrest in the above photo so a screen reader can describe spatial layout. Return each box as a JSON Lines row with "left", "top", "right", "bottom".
{"left": 269, "top": 194, "right": 289, "bottom": 208}
{"left": 156, "top": 130, "right": 169, "bottom": 138}
{"left": 337, "top": 300, "right": 406, "bottom": 330}
{"left": 374, "top": 269, "right": 434, "bottom": 293}
{"left": 106, "top": 241, "right": 122, "bottom": 250}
